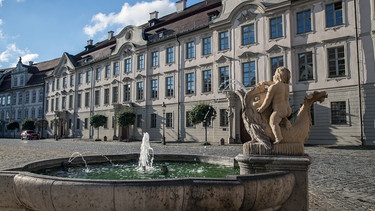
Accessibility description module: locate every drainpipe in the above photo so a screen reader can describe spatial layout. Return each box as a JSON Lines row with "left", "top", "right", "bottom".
{"left": 89, "top": 66, "right": 95, "bottom": 139}
{"left": 176, "top": 35, "right": 181, "bottom": 141}
{"left": 354, "top": 0, "right": 365, "bottom": 145}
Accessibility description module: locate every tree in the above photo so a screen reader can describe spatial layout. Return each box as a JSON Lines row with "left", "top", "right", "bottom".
{"left": 90, "top": 114, "right": 107, "bottom": 140}
{"left": 188, "top": 103, "right": 216, "bottom": 145}
{"left": 117, "top": 107, "right": 136, "bottom": 127}
{"left": 6, "top": 121, "right": 20, "bottom": 138}
{"left": 188, "top": 103, "right": 216, "bottom": 126}
{"left": 21, "top": 119, "right": 36, "bottom": 131}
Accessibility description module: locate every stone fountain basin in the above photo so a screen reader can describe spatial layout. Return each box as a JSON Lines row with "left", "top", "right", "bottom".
{"left": 0, "top": 154, "right": 295, "bottom": 211}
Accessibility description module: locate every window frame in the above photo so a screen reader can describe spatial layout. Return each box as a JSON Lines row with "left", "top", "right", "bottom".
{"left": 218, "top": 31, "right": 229, "bottom": 51}
{"left": 242, "top": 24, "right": 255, "bottom": 45}
{"left": 269, "top": 16, "right": 283, "bottom": 39}
{"left": 242, "top": 61, "right": 256, "bottom": 87}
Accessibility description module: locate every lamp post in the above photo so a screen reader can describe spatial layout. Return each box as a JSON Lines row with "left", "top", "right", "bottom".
{"left": 161, "top": 102, "right": 166, "bottom": 145}
{"left": 203, "top": 106, "right": 212, "bottom": 146}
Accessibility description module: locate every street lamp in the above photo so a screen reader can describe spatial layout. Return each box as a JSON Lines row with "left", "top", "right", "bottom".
{"left": 161, "top": 102, "right": 166, "bottom": 145}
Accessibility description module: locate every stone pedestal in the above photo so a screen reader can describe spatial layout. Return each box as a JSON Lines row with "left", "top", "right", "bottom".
{"left": 235, "top": 143, "right": 311, "bottom": 211}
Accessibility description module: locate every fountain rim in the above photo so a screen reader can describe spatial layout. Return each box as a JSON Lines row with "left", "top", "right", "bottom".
{"left": 3, "top": 153, "right": 292, "bottom": 183}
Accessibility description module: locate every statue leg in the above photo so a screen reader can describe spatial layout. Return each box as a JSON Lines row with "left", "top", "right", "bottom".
{"left": 270, "top": 112, "right": 283, "bottom": 144}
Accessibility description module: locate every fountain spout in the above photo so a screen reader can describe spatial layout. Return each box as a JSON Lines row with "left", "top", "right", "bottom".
{"left": 138, "top": 132, "right": 154, "bottom": 171}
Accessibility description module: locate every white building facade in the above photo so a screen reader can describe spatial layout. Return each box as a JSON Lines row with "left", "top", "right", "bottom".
{"left": 42, "top": 0, "right": 375, "bottom": 145}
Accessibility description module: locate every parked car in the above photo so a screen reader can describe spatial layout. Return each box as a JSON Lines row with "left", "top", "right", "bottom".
{"left": 20, "top": 130, "right": 40, "bottom": 140}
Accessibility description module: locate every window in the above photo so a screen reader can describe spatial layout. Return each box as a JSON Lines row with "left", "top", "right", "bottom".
{"left": 85, "top": 92, "right": 89, "bottom": 107}
{"left": 186, "top": 72, "right": 195, "bottom": 94}
{"left": 56, "top": 79, "right": 60, "bottom": 90}
{"left": 219, "top": 31, "right": 229, "bottom": 50}
{"left": 270, "top": 16, "right": 283, "bottom": 39}
{"left": 112, "top": 87, "right": 119, "bottom": 103}
{"left": 104, "top": 117, "right": 108, "bottom": 129}
{"left": 86, "top": 70, "right": 91, "bottom": 83}
{"left": 331, "top": 101, "right": 346, "bottom": 124}
{"left": 104, "top": 88, "right": 110, "bottom": 104}
{"left": 39, "top": 89, "right": 43, "bottom": 102}
{"left": 105, "top": 65, "right": 111, "bottom": 78}
{"left": 166, "top": 77, "right": 174, "bottom": 97}
{"left": 166, "top": 47, "right": 175, "bottom": 63}
{"left": 137, "top": 54, "right": 145, "bottom": 70}
{"left": 328, "top": 46, "right": 345, "bottom": 78}
{"left": 113, "top": 62, "right": 119, "bottom": 76}
{"left": 150, "top": 113, "right": 157, "bottom": 128}
{"left": 77, "top": 94, "right": 82, "bottom": 108}
{"left": 137, "top": 82, "right": 144, "bottom": 100}
{"left": 55, "top": 98, "right": 59, "bottom": 111}
{"left": 298, "top": 52, "right": 313, "bottom": 81}
{"left": 78, "top": 73, "right": 83, "bottom": 84}
{"left": 95, "top": 67, "right": 101, "bottom": 80}
{"left": 63, "top": 77, "right": 67, "bottom": 88}
{"left": 124, "top": 58, "right": 132, "bottom": 73}
{"left": 242, "top": 24, "right": 255, "bottom": 45}
{"left": 152, "top": 51, "right": 159, "bottom": 67}
{"left": 62, "top": 96, "right": 66, "bottom": 109}
{"left": 13, "top": 77, "right": 17, "bottom": 87}
{"left": 186, "top": 111, "right": 193, "bottom": 127}
{"left": 219, "top": 66, "right": 230, "bottom": 90}
{"left": 51, "top": 99, "right": 54, "bottom": 111}
{"left": 297, "top": 10, "right": 311, "bottom": 34}
{"left": 7, "top": 95, "right": 11, "bottom": 105}
{"left": 136, "top": 114, "right": 142, "bottom": 128}
{"left": 202, "top": 37, "right": 212, "bottom": 55}
{"left": 123, "top": 84, "right": 131, "bottom": 102}
{"left": 18, "top": 93, "right": 22, "bottom": 105}
{"left": 151, "top": 79, "right": 158, "bottom": 99}
{"left": 52, "top": 80, "right": 55, "bottom": 91}
{"left": 220, "top": 109, "right": 229, "bottom": 127}
{"left": 186, "top": 41, "right": 195, "bottom": 59}
{"left": 243, "top": 62, "right": 256, "bottom": 87}
{"left": 271, "top": 56, "right": 284, "bottom": 75}
{"left": 25, "top": 108, "right": 28, "bottom": 118}
{"left": 95, "top": 90, "right": 100, "bottom": 105}
{"left": 69, "top": 95, "right": 73, "bottom": 109}
{"left": 17, "top": 109, "right": 22, "bottom": 119}
{"left": 68, "top": 119, "right": 72, "bottom": 129}
{"left": 70, "top": 75, "right": 74, "bottom": 86}
{"left": 202, "top": 70, "right": 212, "bottom": 92}
{"left": 25, "top": 92, "right": 29, "bottom": 104}
{"left": 20, "top": 76, "right": 24, "bottom": 86}
{"left": 166, "top": 113, "right": 173, "bottom": 127}
{"left": 12, "top": 94, "right": 16, "bottom": 105}
{"left": 84, "top": 118, "right": 88, "bottom": 129}
{"left": 326, "top": 2, "right": 343, "bottom": 27}
{"left": 32, "top": 91, "right": 36, "bottom": 103}
{"left": 76, "top": 118, "right": 80, "bottom": 129}
{"left": 46, "top": 82, "right": 50, "bottom": 93}
{"left": 46, "top": 100, "right": 49, "bottom": 112}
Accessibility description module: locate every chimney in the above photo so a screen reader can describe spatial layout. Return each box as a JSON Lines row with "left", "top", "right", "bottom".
{"left": 176, "top": 0, "right": 187, "bottom": 13}
{"left": 29, "top": 61, "right": 34, "bottom": 66}
{"left": 150, "top": 11, "right": 159, "bottom": 20}
{"left": 108, "top": 31, "right": 114, "bottom": 40}
{"left": 87, "top": 39, "right": 93, "bottom": 46}
{"left": 85, "top": 39, "right": 94, "bottom": 51}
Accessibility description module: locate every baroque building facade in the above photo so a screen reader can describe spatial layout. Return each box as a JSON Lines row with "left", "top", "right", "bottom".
{"left": 2, "top": 0, "right": 375, "bottom": 145}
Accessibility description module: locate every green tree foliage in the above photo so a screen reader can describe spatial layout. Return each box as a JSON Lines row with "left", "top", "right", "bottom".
{"left": 90, "top": 114, "right": 107, "bottom": 140}
{"left": 188, "top": 103, "right": 216, "bottom": 126}
{"left": 6, "top": 121, "right": 20, "bottom": 138}
{"left": 21, "top": 119, "right": 36, "bottom": 131}
{"left": 117, "top": 107, "right": 136, "bottom": 127}
{"left": 6, "top": 121, "right": 19, "bottom": 130}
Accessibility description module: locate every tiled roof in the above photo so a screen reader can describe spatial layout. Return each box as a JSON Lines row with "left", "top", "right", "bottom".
{"left": 143, "top": 0, "right": 222, "bottom": 43}
{"left": 33, "top": 58, "right": 61, "bottom": 71}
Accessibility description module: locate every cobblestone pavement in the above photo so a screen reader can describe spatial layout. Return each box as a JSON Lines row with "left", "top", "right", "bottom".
{"left": 0, "top": 138, "right": 374, "bottom": 210}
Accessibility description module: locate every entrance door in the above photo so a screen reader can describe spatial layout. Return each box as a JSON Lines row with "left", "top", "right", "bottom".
{"left": 121, "top": 126, "right": 129, "bottom": 140}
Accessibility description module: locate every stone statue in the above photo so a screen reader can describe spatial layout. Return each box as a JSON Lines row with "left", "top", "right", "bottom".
{"left": 256, "top": 67, "right": 292, "bottom": 144}
{"left": 236, "top": 67, "right": 327, "bottom": 155}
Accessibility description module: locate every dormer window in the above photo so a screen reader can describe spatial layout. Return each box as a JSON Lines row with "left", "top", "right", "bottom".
{"left": 208, "top": 10, "right": 219, "bottom": 22}
{"left": 13, "top": 76, "right": 18, "bottom": 87}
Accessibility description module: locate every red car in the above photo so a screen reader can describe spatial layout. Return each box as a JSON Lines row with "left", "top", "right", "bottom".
{"left": 20, "top": 130, "right": 40, "bottom": 140}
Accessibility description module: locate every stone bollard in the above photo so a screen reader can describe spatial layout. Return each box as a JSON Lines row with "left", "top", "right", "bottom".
{"left": 104, "top": 136, "right": 107, "bottom": 141}
{"left": 220, "top": 138, "right": 225, "bottom": 145}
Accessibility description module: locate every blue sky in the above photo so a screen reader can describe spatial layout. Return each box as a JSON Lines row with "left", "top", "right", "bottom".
{"left": 0, "top": 0, "right": 201, "bottom": 68}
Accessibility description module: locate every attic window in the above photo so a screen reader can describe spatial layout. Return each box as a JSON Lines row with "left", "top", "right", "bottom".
{"left": 156, "top": 28, "right": 166, "bottom": 38}
{"left": 208, "top": 10, "right": 220, "bottom": 21}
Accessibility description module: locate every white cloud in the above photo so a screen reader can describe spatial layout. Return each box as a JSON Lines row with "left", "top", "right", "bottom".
{"left": 0, "top": 0, "right": 3, "bottom": 7}
{"left": 0, "top": 43, "right": 38, "bottom": 67}
{"left": 83, "top": 0, "right": 175, "bottom": 37}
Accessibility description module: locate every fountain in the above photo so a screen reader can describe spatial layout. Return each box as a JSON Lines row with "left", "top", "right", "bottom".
{"left": 0, "top": 68, "right": 322, "bottom": 210}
